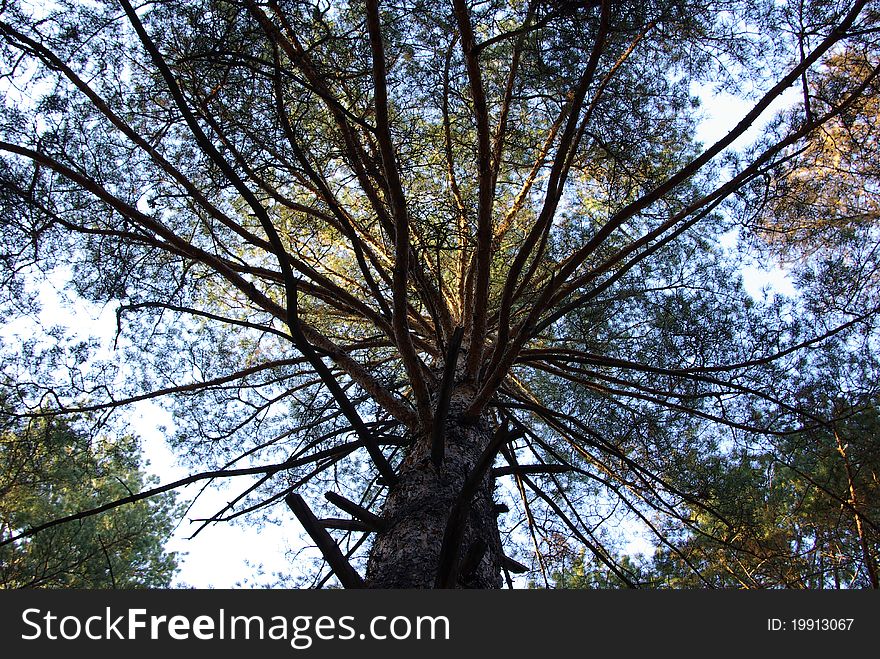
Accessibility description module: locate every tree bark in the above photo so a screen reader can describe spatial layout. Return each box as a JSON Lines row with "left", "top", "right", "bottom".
{"left": 834, "top": 429, "right": 879, "bottom": 589}
{"left": 365, "top": 398, "right": 503, "bottom": 588}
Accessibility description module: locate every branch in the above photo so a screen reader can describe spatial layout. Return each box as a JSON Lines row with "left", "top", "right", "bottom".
{"left": 518, "top": 472, "right": 637, "bottom": 588}
{"left": 453, "top": 0, "right": 495, "bottom": 381}
{"left": 324, "top": 491, "right": 387, "bottom": 532}
{"left": 0, "top": 16, "right": 274, "bottom": 260}
{"left": 431, "top": 326, "right": 465, "bottom": 466}
{"left": 492, "top": 465, "right": 572, "bottom": 478}
{"left": 0, "top": 454, "right": 330, "bottom": 549}
{"left": 118, "top": 1, "right": 413, "bottom": 456}
{"left": 496, "top": 391, "right": 735, "bottom": 529}
{"left": 319, "top": 518, "right": 373, "bottom": 533}
{"left": 512, "top": 418, "right": 716, "bottom": 587}
{"left": 470, "top": 0, "right": 612, "bottom": 414}
{"left": 501, "top": 556, "right": 529, "bottom": 574}
{"left": 11, "top": 357, "right": 309, "bottom": 416}
{"left": 287, "top": 282, "right": 399, "bottom": 484}
{"left": 285, "top": 493, "right": 365, "bottom": 588}
{"left": 0, "top": 141, "right": 289, "bottom": 323}
{"left": 435, "top": 422, "right": 524, "bottom": 587}
{"left": 549, "top": 0, "right": 871, "bottom": 293}
{"left": 365, "top": 0, "right": 434, "bottom": 430}
{"left": 268, "top": 42, "right": 394, "bottom": 325}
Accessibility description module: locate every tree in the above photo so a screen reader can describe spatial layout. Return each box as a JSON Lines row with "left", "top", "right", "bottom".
{"left": 748, "top": 45, "right": 880, "bottom": 260}
{"left": 0, "top": 407, "right": 180, "bottom": 588}
{"left": 547, "top": 551, "right": 656, "bottom": 589}
{"left": 742, "top": 40, "right": 880, "bottom": 325}
{"left": 0, "top": 0, "right": 878, "bottom": 588}
{"left": 550, "top": 392, "right": 880, "bottom": 589}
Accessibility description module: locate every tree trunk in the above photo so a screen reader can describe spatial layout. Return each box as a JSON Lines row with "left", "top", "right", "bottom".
{"left": 834, "top": 429, "right": 879, "bottom": 589}
{"left": 365, "top": 401, "right": 504, "bottom": 588}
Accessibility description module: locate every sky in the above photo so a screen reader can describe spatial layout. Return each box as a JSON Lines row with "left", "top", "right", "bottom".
{"left": 692, "top": 81, "right": 799, "bottom": 301}
{"left": 1, "top": 274, "right": 302, "bottom": 588}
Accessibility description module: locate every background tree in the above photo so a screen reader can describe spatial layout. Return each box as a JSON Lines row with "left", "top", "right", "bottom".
{"left": 0, "top": 0, "right": 877, "bottom": 588}
{"left": 748, "top": 44, "right": 880, "bottom": 261}
{"left": 742, "top": 39, "right": 880, "bottom": 344}
{"left": 549, "top": 390, "right": 880, "bottom": 589}
{"left": 0, "top": 402, "right": 180, "bottom": 588}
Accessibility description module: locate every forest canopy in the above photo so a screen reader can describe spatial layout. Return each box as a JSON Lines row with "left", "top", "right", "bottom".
{"left": 0, "top": 0, "right": 878, "bottom": 588}
{"left": 0, "top": 403, "right": 179, "bottom": 588}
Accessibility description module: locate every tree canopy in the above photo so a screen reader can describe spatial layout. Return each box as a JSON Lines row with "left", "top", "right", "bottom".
{"left": 0, "top": 0, "right": 878, "bottom": 588}
{"left": 0, "top": 406, "right": 180, "bottom": 588}
{"left": 550, "top": 393, "right": 880, "bottom": 588}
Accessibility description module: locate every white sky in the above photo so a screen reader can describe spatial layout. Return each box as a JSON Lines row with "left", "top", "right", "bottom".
{"left": 1, "top": 274, "right": 301, "bottom": 588}
{"left": 692, "top": 81, "right": 799, "bottom": 300}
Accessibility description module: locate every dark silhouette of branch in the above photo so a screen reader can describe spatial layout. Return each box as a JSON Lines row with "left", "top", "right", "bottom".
{"left": 432, "top": 326, "right": 465, "bottom": 466}
{"left": 285, "top": 493, "right": 365, "bottom": 589}
{"left": 324, "top": 491, "right": 387, "bottom": 532}
{"left": 435, "top": 423, "right": 524, "bottom": 587}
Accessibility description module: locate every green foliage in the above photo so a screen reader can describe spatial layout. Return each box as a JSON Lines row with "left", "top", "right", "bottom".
{"left": 547, "top": 552, "right": 655, "bottom": 589}
{"left": 553, "top": 394, "right": 880, "bottom": 589}
{"left": 0, "top": 410, "right": 181, "bottom": 588}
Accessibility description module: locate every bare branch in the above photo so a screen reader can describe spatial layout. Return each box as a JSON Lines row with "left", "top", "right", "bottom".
{"left": 285, "top": 493, "right": 365, "bottom": 589}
